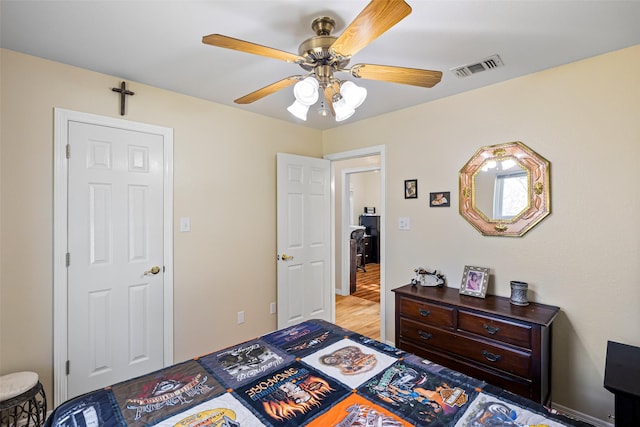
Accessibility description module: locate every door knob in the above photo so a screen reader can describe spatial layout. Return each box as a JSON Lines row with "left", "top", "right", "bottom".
{"left": 144, "top": 266, "right": 161, "bottom": 275}
{"left": 281, "top": 253, "right": 294, "bottom": 261}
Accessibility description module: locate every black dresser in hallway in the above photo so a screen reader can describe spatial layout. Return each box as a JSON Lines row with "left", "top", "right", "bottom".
{"left": 359, "top": 214, "right": 380, "bottom": 263}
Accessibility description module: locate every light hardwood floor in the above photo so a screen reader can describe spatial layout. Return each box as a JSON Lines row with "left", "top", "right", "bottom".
{"left": 335, "top": 263, "right": 380, "bottom": 340}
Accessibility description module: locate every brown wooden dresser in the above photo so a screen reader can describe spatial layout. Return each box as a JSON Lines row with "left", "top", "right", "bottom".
{"left": 393, "top": 284, "right": 559, "bottom": 404}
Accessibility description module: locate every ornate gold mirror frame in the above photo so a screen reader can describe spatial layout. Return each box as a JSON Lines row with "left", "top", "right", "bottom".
{"left": 459, "top": 141, "right": 550, "bottom": 237}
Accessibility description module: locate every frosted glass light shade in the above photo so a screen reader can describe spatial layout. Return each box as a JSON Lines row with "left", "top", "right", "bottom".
{"left": 333, "top": 97, "right": 355, "bottom": 122}
{"left": 340, "top": 81, "right": 367, "bottom": 109}
{"left": 287, "top": 100, "right": 310, "bottom": 121}
{"left": 293, "top": 77, "right": 319, "bottom": 105}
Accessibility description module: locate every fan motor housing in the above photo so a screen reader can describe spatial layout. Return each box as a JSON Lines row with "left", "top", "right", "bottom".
{"left": 298, "top": 16, "right": 350, "bottom": 72}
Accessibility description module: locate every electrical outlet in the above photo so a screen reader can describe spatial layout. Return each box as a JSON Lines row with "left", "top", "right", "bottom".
{"left": 270, "top": 302, "right": 276, "bottom": 314}
{"left": 237, "top": 310, "right": 245, "bottom": 324}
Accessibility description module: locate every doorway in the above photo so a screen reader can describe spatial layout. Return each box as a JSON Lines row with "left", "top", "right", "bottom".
{"left": 325, "top": 146, "right": 385, "bottom": 342}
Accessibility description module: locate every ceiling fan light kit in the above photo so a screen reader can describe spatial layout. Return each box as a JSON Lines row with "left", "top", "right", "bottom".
{"left": 202, "top": 0, "right": 442, "bottom": 122}
{"left": 288, "top": 77, "right": 366, "bottom": 122}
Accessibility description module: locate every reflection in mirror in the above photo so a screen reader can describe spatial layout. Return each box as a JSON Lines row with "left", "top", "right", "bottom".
{"left": 459, "top": 141, "right": 550, "bottom": 237}
{"left": 475, "top": 158, "right": 528, "bottom": 221}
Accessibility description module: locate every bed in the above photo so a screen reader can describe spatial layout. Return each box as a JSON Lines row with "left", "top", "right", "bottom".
{"left": 45, "top": 319, "right": 592, "bottom": 426}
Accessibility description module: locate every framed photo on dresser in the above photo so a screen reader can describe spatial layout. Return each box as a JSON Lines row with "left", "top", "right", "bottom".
{"left": 460, "top": 265, "right": 489, "bottom": 298}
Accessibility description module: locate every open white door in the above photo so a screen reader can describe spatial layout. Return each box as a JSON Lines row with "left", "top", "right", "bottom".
{"left": 276, "top": 153, "right": 331, "bottom": 329}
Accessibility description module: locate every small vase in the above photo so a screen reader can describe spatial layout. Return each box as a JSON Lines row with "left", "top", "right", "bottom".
{"left": 510, "top": 281, "right": 529, "bottom": 306}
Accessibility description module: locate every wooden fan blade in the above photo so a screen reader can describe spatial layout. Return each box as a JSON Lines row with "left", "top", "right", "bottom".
{"left": 323, "top": 83, "right": 340, "bottom": 117}
{"left": 234, "top": 77, "right": 299, "bottom": 104}
{"left": 331, "top": 0, "right": 412, "bottom": 57}
{"left": 350, "top": 64, "right": 442, "bottom": 88}
{"left": 203, "top": 34, "right": 305, "bottom": 63}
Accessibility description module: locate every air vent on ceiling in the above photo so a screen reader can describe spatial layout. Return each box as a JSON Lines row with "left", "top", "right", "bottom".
{"left": 451, "top": 54, "right": 504, "bottom": 78}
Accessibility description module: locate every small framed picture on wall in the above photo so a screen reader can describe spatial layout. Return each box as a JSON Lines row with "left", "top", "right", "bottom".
{"left": 429, "top": 191, "right": 450, "bottom": 207}
{"left": 405, "top": 179, "right": 418, "bottom": 199}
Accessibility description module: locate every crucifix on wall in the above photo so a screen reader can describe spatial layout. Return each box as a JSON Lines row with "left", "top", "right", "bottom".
{"left": 111, "top": 81, "right": 135, "bottom": 115}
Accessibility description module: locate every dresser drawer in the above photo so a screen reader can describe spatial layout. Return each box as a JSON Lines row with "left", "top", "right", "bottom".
{"left": 400, "top": 317, "right": 531, "bottom": 378}
{"left": 458, "top": 310, "right": 532, "bottom": 349}
{"left": 398, "top": 296, "right": 454, "bottom": 328}
{"left": 399, "top": 318, "right": 456, "bottom": 349}
{"left": 460, "top": 338, "right": 532, "bottom": 379}
{"left": 399, "top": 339, "right": 535, "bottom": 400}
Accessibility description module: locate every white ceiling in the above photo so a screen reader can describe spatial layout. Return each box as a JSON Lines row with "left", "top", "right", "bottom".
{"left": 2, "top": 0, "right": 639, "bottom": 130}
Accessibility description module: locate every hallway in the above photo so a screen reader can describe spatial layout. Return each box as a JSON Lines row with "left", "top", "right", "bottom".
{"left": 335, "top": 263, "right": 380, "bottom": 339}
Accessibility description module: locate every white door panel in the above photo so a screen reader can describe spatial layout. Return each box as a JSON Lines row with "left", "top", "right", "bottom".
{"left": 277, "top": 153, "right": 331, "bottom": 328}
{"left": 67, "top": 121, "right": 165, "bottom": 398}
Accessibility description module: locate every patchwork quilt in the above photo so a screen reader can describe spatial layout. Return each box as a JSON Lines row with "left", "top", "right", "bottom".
{"left": 45, "top": 319, "right": 592, "bottom": 426}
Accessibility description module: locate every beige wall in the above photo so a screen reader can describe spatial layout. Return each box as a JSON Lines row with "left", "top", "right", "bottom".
{"left": 2, "top": 45, "right": 639, "bottom": 423}
{"left": 323, "top": 45, "right": 640, "bottom": 421}
{"left": 351, "top": 170, "right": 381, "bottom": 223}
{"left": 0, "top": 49, "right": 322, "bottom": 402}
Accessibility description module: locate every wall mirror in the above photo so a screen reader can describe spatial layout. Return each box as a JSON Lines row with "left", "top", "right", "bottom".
{"left": 459, "top": 141, "right": 550, "bottom": 237}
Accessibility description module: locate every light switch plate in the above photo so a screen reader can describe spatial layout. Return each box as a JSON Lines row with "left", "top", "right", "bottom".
{"left": 180, "top": 217, "right": 191, "bottom": 232}
{"left": 399, "top": 217, "right": 411, "bottom": 230}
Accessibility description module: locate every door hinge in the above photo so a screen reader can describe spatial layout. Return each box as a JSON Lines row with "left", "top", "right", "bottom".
{"left": 66, "top": 252, "right": 70, "bottom": 267}
{"left": 66, "top": 144, "right": 71, "bottom": 159}
{"left": 65, "top": 360, "right": 70, "bottom": 375}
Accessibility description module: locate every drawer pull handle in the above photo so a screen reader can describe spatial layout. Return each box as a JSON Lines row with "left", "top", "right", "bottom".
{"left": 419, "top": 309, "right": 431, "bottom": 317}
{"left": 483, "top": 323, "right": 500, "bottom": 335}
{"left": 482, "top": 350, "right": 502, "bottom": 362}
{"left": 418, "top": 330, "right": 432, "bottom": 340}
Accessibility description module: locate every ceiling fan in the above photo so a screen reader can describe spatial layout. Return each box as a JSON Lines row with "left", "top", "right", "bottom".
{"left": 202, "top": 0, "right": 442, "bottom": 121}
